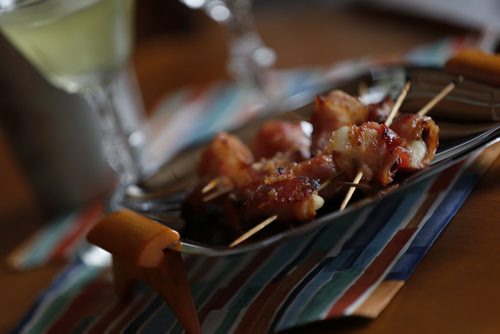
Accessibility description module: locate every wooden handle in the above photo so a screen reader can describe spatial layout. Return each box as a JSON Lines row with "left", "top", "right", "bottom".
{"left": 445, "top": 49, "right": 500, "bottom": 86}
{"left": 87, "top": 209, "right": 181, "bottom": 268}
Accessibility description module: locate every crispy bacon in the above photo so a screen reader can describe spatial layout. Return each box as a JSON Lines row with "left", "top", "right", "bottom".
{"left": 327, "top": 122, "right": 410, "bottom": 186}
{"left": 228, "top": 152, "right": 296, "bottom": 201}
{"left": 311, "top": 90, "right": 368, "bottom": 154}
{"left": 287, "top": 153, "right": 345, "bottom": 200}
{"left": 241, "top": 174, "right": 323, "bottom": 225}
{"left": 366, "top": 96, "right": 394, "bottom": 123}
{"left": 290, "top": 154, "right": 338, "bottom": 183}
{"left": 250, "top": 120, "right": 310, "bottom": 161}
{"left": 390, "top": 114, "right": 439, "bottom": 170}
{"left": 197, "top": 132, "right": 254, "bottom": 190}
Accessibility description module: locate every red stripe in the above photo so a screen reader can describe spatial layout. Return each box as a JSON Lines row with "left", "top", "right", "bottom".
{"left": 48, "top": 201, "right": 104, "bottom": 261}
{"left": 327, "top": 228, "right": 416, "bottom": 317}
{"left": 46, "top": 280, "right": 113, "bottom": 333}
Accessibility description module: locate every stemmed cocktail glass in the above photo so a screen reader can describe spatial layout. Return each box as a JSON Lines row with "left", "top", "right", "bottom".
{"left": 180, "top": 0, "right": 277, "bottom": 103}
{"left": 0, "top": 0, "right": 143, "bottom": 184}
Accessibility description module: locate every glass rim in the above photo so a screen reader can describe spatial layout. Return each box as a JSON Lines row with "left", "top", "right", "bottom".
{"left": 0, "top": 0, "right": 48, "bottom": 13}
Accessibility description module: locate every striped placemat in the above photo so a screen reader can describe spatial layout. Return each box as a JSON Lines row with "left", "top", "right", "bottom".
{"left": 12, "top": 146, "right": 498, "bottom": 333}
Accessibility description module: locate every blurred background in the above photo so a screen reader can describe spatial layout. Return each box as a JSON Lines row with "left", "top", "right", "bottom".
{"left": 0, "top": 0, "right": 497, "bottom": 242}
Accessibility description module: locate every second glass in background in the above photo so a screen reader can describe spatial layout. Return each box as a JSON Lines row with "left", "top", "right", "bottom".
{"left": 180, "top": 0, "right": 278, "bottom": 104}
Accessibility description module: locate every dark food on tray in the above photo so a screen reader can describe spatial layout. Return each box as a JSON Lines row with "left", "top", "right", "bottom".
{"left": 182, "top": 89, "right": 439, "bottom": 245}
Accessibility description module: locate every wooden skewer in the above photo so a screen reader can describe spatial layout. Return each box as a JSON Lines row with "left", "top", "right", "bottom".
{"left": 318, "top": 177, "right": 332, "bottom": 191}
{"left": 201, "top": 177, "right": 233, "bottom": 202}
{"left": 229, "top": 215, "right": 278, "bottom": 248}
{"left": 384, "top": 81, "right": 412, "bottom": 127}
{"left": 203, "top": 186, "right": 233, "bottom": 202}
{"left": 339, "top": 81, "right": 412, "bottom": 211}
{"left": 417, "top": 77, "right": 462, "bottom": 116}
{"left": 201, "top": 178, "right": 220, "bottom": 194}
{"left": 358, "top": 80, "right": 368, "bottom": 97}
{"left": 339, "top": 171, "right": 363, "bottom": 211}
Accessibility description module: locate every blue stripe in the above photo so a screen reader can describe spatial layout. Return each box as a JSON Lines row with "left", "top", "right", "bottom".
{"left": 387, "top": 166, "right": 482, "bottom": 280}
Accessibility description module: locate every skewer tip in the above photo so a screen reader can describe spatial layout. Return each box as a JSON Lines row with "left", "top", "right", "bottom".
{"left": 201, "top": 178, "right": 220, "bottom": 194}
{"left": 339, "top": 171, "right": 363, "bottom": 211}
{"left": 229, "top": 215, "right": 278, "bottom": 248}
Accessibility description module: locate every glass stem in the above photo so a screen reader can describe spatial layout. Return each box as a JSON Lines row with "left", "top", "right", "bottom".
{"left": 82, "top": 79, "right": 141, "bottom": 184}
{"left": 222, "top": 0, "right": 276, "bottom": 101}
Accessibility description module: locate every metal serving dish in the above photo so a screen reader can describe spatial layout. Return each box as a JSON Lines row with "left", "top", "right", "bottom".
{"left": 111, "top": 65, "right": 500, "bottom": 256}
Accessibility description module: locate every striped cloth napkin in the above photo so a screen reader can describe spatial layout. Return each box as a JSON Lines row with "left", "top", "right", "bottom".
{"left": 12, "top": 147, "right": 498, "bottom": 333}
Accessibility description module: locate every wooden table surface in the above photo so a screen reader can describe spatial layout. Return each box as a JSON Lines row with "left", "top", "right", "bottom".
{"left": 0, "top": 6, "right": 499, "bottom": 333}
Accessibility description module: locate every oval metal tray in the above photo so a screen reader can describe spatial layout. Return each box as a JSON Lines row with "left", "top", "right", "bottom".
{"left": 111, "top": 65, "right": 500, "bottom": 256}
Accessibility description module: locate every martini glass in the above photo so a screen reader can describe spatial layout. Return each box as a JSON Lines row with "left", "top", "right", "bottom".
{"left": 180, "top": 0, "right": 277, "bottom": 103}
{"left": 0, "top": 0, "right": 143, "bottom": 184}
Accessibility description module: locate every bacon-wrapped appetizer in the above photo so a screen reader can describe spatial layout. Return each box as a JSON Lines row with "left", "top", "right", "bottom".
{"left": 198, "top": 132, "right": 254, "bottom": 183}
{"left": 183, "top": 132, "right": 255, "bottom": 235}
{"left": 366, "top": 96, "right": 394, "bottom": 124}
{"left": 311, "top": 90, "right": 368, "bottom": 154}
{"left": 311, "top": 90, "right": 396, "bottom": 154}
{"left": 181, "top": 87, "right": 441, "bottom": 246}
{"left": 390, "top": 114, "right": 439, "bottom": 170}
{"left": 283, "top": 153, "right": 344, "bottom": 201}
{"left": 327, "top": 122, "right": 411, "bottom": 186}
{"left": 241, "top": 174, "right": 324, "bottom": 226}
{"left": 250, "top": 120, "right": 310, "bottom": 161}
